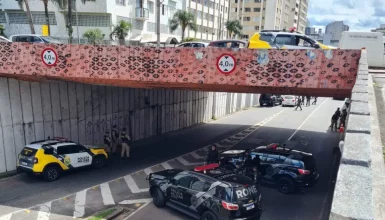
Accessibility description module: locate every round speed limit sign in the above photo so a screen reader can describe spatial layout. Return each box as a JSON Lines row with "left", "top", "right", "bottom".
{"left": 216, "top": 54, "right": 236, "bottom": 74}
{"left": 41, "top": 48, "right": 58, "bottom": 67}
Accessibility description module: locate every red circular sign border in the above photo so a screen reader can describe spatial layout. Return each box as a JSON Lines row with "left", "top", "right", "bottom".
{"left": 216, "top": 54, "right": 237, "bottom": 75}
{"left": 41, "top": 48, "right": 58, "bottom": 67}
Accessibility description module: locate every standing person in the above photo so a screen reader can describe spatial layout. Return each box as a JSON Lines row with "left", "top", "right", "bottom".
{"left": 312, "top": 96, "right": 317, "bottom": 105}
{"left": 205, "top": 145, "right": 219, "bottom": 164}
{"left": 111, "top": 125, "right": 119, "bottom": 155}
{"left": 295, "top": 97, "right": 302, "bottom": 110}
{"left": 306, "top": 96, "right": 311, "bottom": 106}
{"left": 330, "top": 112, "right": 339, "bottom": 131}
{"left": 301, "top": 95, "right": 305, "bottom": 105}
{"left": 335, "top": 108, "right": 341, "bottom": 119}
{"left": 340, "top": 109, "right": 348, "bottom": 128}
{"left": 120, "top": 128, "right": 131, "bottom": 159}
{"left": 103, "top": 131, "right": 112, "bottom": 154}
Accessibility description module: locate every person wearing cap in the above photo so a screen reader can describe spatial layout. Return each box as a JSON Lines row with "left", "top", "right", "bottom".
{"left": 120, "top": 128, "right": 131, "bottom": 159}
{"left": 111, "top": 125, "right": 119, "bottom": 155}
{"left": 103, "top": 131, "right": 112, "bottom": 154}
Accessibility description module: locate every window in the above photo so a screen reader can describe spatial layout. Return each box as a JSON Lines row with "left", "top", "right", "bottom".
{"left": 190, "top": 177, "right": 211, "bottom": 191}
{"left": 225, "top": 7, "right": 228, "bottom": 12}
{"left": 148, "top": 1, "right": 154, "bottom": 13}
{"left": 245, "top": 8, "right": 251, "bottom": 12}
{"left": 57, "top": 145, "right": 80, "bottom": 155}
{"left": 116, "top": 0, "right": 125, "bottom": 5}
{"left": 221, "top": 5, "right": 223, "bottom": 12}
{"left": 162, "top": 4, "right": 165, "bottom": 15}
{"left": 254, "top": 8, "right": 260, "bottom": 12}
{"left": 254, "top": 26, "right": 259, "bottom": 31}
{"left": 275, "top": 35, "right": 295, "bottom": 45}
{"left": 254, "top": 0, "right": 261, "bottom": 2}
{"left": 243, "top": 17, "right": 250, "bottom": 21}
{"left": 174, "top": 175, "right": 193, "bottom": 188}
{"left": 295, "top": 36, "right": 315, "bottom": 47}
{"left": 253, "top": 17, "right": 259, "bottom": 22}
{"left": 260, "top": 33, "right": 273, "bottom": 42}
{"left": 242, "top": 35, "right": 249, "bottom": 39}
{"left": 214, "top": 186, "right": 233, "bottom": 202}
{"left": 235, "top": 0, "right": 238, "bottom": 2}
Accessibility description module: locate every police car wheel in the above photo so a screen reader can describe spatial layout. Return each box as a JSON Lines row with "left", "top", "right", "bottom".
{"left": 201, "top": 210, "right": 218, "bottom": 220}
{"left": 43, "top": 166, "right": 61, "bottom": 182}
{"left": 93, "top": 156, "right": 106, "bottom": 169}
{"left": 152, "top": 187, "right": 166, "bottom": 207}
{"left": 277, "top": 177, "right": 295, "bottom": 194}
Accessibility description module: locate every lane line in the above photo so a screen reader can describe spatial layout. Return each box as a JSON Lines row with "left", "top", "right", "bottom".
{"left": 37, "top": 202, "right": 51, "bottom": 220}
{"left": 122, "top": 199, "right": 153, "bottom": 220}
{"left": 143, "top": 168, "right": 153, "bottom": 176}
{"left": 161, "top": 162, "right": 172, "bottom": 170}
{"left": 119, "top": 199, "right": 152, "bottom": 205}
{"left": 0, "top": 214, "right": 12, "bottom": 220}
{"left": 177, "top": 157, "right": 203, "bottom": 166}
{"left": 124, "top": 175, "right": 141, "bottom": 194}
{"left": 100, "top": 183, "right": 115, "bottom": 205}
{"left": 288, "top": 99, "right": 328, "bottom": 141}
{"left": 73, "top": 189, "right": 87, "bottom": 218}
{"left": 190, "top": 152, "right": 204, "bottom": 159}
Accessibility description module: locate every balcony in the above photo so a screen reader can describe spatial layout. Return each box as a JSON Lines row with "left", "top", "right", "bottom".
{"left": 135, "top": 7, "right": 149, "bottom": 20}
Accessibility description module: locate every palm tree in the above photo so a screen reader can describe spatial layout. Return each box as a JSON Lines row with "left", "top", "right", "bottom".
{"left": 17, "top": 0, "right": 35, "bottom": 34}
{"left": 42, "top": 0, "right": 50, "bottom": 35}
{"left": 170, "top": 11, "right": 197, "bottom": 42}
{"left": 83, "top": 29, "right": 105, "bottom": 44}
{"left": 225, "top": 20, "right": 243, "bottom": 39}
{"left": 110, "top": 20, "right": 132, "bottom": 45}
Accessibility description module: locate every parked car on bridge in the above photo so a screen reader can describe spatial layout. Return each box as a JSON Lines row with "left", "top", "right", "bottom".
{"left": 10, "top": 34, "right": 62, "bottom": 44}
{"left": 208, "top": 39, "right": 247, "bottom": 48}
{"left": 281, "top": 95, "right": 296, "bottom": 107}
{"left": 177, "top": 42, "right": 208, "bottom": 48}
{"left": 248, "top": 30, "right": 335, "bottom": 50}
{"left": 147, "top": 164, "right": 263, "bottom": 220}
{"left": 0, "top": 36, "right": 11, "bottom": 42}
{"left": 17, "top": 137, "right": 108, "bottom": 181}
{"left": 219, "top": 143, "right": 319, "bottom": 194}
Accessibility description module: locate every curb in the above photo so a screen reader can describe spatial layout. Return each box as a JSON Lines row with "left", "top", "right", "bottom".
{"left": 86, "top": 206, "right": 124, "bottom": 220}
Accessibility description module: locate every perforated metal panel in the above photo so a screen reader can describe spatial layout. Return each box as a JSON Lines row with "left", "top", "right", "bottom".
{"left": 68, "top": 14, "right": 111, "bottom": 27}
{"left": 8, "top": 12, "right": 28, "bottom": 24}
{"left": 32, "top": 12, "right": 57, "bottom": 25}
{"left": 0, "top": 12, "right": 6, "bottom": 23}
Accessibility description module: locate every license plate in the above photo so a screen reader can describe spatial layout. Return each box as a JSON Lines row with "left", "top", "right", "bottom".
{"left": 246, "top": 204, "right": 254, "bottom": 210}
{"left": 21, "top": 162, "right": 27, "bottom": 166}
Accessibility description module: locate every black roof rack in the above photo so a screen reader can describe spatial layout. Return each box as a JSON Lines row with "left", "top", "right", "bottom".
{"left": 261, "top": 30, "right": 302, "bottom": 34}
{"left": 41, "top": 140, "right": 75, "bottom": 147}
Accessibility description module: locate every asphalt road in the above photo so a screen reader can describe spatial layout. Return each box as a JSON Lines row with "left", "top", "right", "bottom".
{"left": 129, "top": 98, "right": 343, "bottom": 220}
{"left": 0, "top": 104, "right": 284, "bottom": 219}
{"left": 0, "top": 98, "right": 343, "bottom": 220}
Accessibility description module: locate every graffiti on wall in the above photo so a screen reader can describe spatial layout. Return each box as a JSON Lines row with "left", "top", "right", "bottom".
{"left": 0, "top": 42, "right": 361, "bottom": 94}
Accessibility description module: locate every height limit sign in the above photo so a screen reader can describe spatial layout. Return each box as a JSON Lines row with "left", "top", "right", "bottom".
{"left": 41, "top": 48, "right": 58, "bottom": 67}
{"left": 216, "top": 54, "right": 236, "bottom": 74}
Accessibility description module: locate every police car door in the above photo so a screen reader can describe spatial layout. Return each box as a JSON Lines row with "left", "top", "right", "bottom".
{"left": 169, "top": 174, "right": 192, "bottom": 206}
{"left": 56, "top": 145, "right": 92, "bottom": 169}
{"left": 188, "top": 176, "right": 213, "bottom": 212}
{"left": 75, "top": 145, "right": 93, "bottom": 167}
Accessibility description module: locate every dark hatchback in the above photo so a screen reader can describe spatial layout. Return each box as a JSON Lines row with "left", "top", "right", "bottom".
{"left": 147, "top": 167, "right": 262, "bottom": 220}
{"left": 259, "top": 94, "right": 282, "bottom": 106}
{"left": 219, "top": 144, "right": 319, "bottom": 194}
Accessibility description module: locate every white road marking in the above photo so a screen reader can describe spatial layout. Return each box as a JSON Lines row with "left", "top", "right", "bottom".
{"left": 143, "top": 168, "right": 153, "bottom": 176}
{"left": 73, "top": 189, "right": 87, "bottom": 218}
{"left": 288, "top": 99, "right": 328, "bottom": 141}
{"left": 100, "top": 183, "right": 115, "bottom": 205}
{"left": 0, "top": 214, "right": 12, "bottom": 220}
{"left": 124, "top": 175, "right": 148, "bottom": 193}
{"left": 190, "top": 152, "right": 204, "bottom": 159}
{"left": 177, "top": 157, "right": 203, "bottom": 166}
{"left": 161, "top": 162, "right": 172, "bottom": 170}
{"left": 37, "top": 202, "right": 51, "bottom": 220}
{"left": 122, "top": 199, "right": 153, "bottom": 220}
{"left": 119, "top": 198, "right": 152, "bottom": 205}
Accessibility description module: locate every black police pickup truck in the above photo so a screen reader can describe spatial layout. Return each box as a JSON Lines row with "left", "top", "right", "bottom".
{"left": 219, "top": 143, "right": 319, "bottom": 194}
{"left": 147, "top": 164, "right": 262, "bottom": 220}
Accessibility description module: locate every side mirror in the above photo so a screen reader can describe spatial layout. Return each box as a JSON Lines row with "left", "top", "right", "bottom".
{"left": 314, "top": 44, "right": 321, "bottom": 49}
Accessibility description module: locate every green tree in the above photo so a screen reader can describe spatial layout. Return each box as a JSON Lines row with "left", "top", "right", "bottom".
{"left": 110, "top": 20, "right": 132, "bottom": 45}
{"left": 16, "top": 0, "right": 35, "bottom": 34}
{"left": 0, "top": 25, "right": 6, "bottom": 37}
{"left": 225, "top": 20, "right": 243, "bottom": 39}
{"left": 182, "top": 37, "right": 199, "bottom": 42}
{"left": 170, "top": 11, "right": 197, "bottom": 42}
{"left": 83, "top": 29, "right": 105, "bottom": 44}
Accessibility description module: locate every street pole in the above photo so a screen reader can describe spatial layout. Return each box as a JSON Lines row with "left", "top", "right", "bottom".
{"left": 156, "top": 0, "right": 161, "bottom": 47}
{"left": 75, "top": 0, "right": 80, "bottom": 44}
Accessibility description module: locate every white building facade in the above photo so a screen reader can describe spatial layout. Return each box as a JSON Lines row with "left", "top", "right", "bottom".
{"left": 0, "top": 0, "right": 183, "bottom": 44}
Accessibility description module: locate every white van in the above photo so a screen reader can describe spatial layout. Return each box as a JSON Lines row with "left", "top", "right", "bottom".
{"left": 339, "top": 31, "right": 385, "bottom": 68}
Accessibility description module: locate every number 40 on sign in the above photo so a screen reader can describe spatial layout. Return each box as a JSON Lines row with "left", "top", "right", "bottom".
{"left": 216, "top": 54, "right": 236, "bottom": 74}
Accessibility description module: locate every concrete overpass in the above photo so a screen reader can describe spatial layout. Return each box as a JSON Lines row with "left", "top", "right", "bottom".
{"left": 0, "top": 42, "right": 361, "bottom": 98}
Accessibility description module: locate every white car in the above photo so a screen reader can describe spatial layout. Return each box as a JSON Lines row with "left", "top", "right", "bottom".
{"left": 282, "top": 95, "right": 296, "bottom": 107}
{"left": 0, "top": 36, "right": 11, "bottom": 42}
{"left": 9, "top": 34, "right": 62, "bottom": 44}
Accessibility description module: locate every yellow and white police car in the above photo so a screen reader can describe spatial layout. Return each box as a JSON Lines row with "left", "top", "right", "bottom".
{"left": 17, "top": 137, "right": 108, "bottom": 181}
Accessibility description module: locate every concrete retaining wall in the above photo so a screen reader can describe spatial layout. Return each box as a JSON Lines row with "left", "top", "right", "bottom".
{"left": 330, "top": 51, "right": 385, "bottom": 220}
{"left": 0, "top": 77, "right": 258, "bottom": 173}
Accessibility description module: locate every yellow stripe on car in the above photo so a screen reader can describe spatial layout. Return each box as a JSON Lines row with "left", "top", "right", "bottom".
{"left": 248, "top": 33, "right": 273, "bottom": 49}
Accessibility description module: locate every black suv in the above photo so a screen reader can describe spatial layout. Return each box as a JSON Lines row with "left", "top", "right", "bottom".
{"left": 259, "top": 94, "right": 281, "bottom": 106}
{"left": 147, "top": 166, "right": 262, "bottom": 220}
{"left": 219, "top": 144, "right": 319, "bottom": 194}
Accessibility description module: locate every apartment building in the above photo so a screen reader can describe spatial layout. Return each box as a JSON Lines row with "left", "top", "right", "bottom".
{"left": 0, "top": 0, "right": 183, "bottom": 44}
{"left": 184, "top": 0, "right": 229, "bottom": 41}
{"left": 229, "top": 0, "right": 309, "bottom": 39}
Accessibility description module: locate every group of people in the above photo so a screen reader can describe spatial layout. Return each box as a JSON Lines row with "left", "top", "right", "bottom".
{"left": 103, "top": 125, "right": 132, "bottom": 159}
{"left": 295, "top": 96, "right": 318, "bottom": 110}
{"left": 330, "top": 107, "right": 348, "bottom": 131}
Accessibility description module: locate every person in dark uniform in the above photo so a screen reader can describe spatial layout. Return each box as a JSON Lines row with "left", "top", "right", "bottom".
{"left": 330, "top": 112, "right": 339, "bottom": 131}
{"left": 205, "top": 145, "right": 219, "bottom": 164}
{"left": 301, "top": 96, "right": 305, "bottom": 105}
{"left": 340, "top": 109, "right": 348, "bottom": 128}
{"left": 120, "top": 128, "right": 131, "bottom": 159}
{"left": 295, "top": 97, "right": 302, "bottom": 110}
{"left": 103, "top": 131, "right": 112, "bottom": 154}
{"left": 243, "top": 149, "right": 253, "bottom": 168}
{"left": 306, "top": 96, "right": 311, "bottom": 106}
{"left": 111, "top": 125, "right": 119, "bottom": 155}
{"left": 335, "top": 108, "right": 341, "bottom": 118}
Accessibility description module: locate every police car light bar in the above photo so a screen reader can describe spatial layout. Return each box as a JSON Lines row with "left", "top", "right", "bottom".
{"left": 194, "top": 163, "right": 219, "bottom": 172}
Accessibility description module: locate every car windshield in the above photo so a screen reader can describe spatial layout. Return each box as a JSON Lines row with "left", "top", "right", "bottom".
{"left": 284, "top": 95, "right": 294, "bottom": 99}
{"left": 41, "top": 36, "right": 62, "bottom": 44}
{"left": 20, "top": 147, "right": 37, "bottom": 157}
